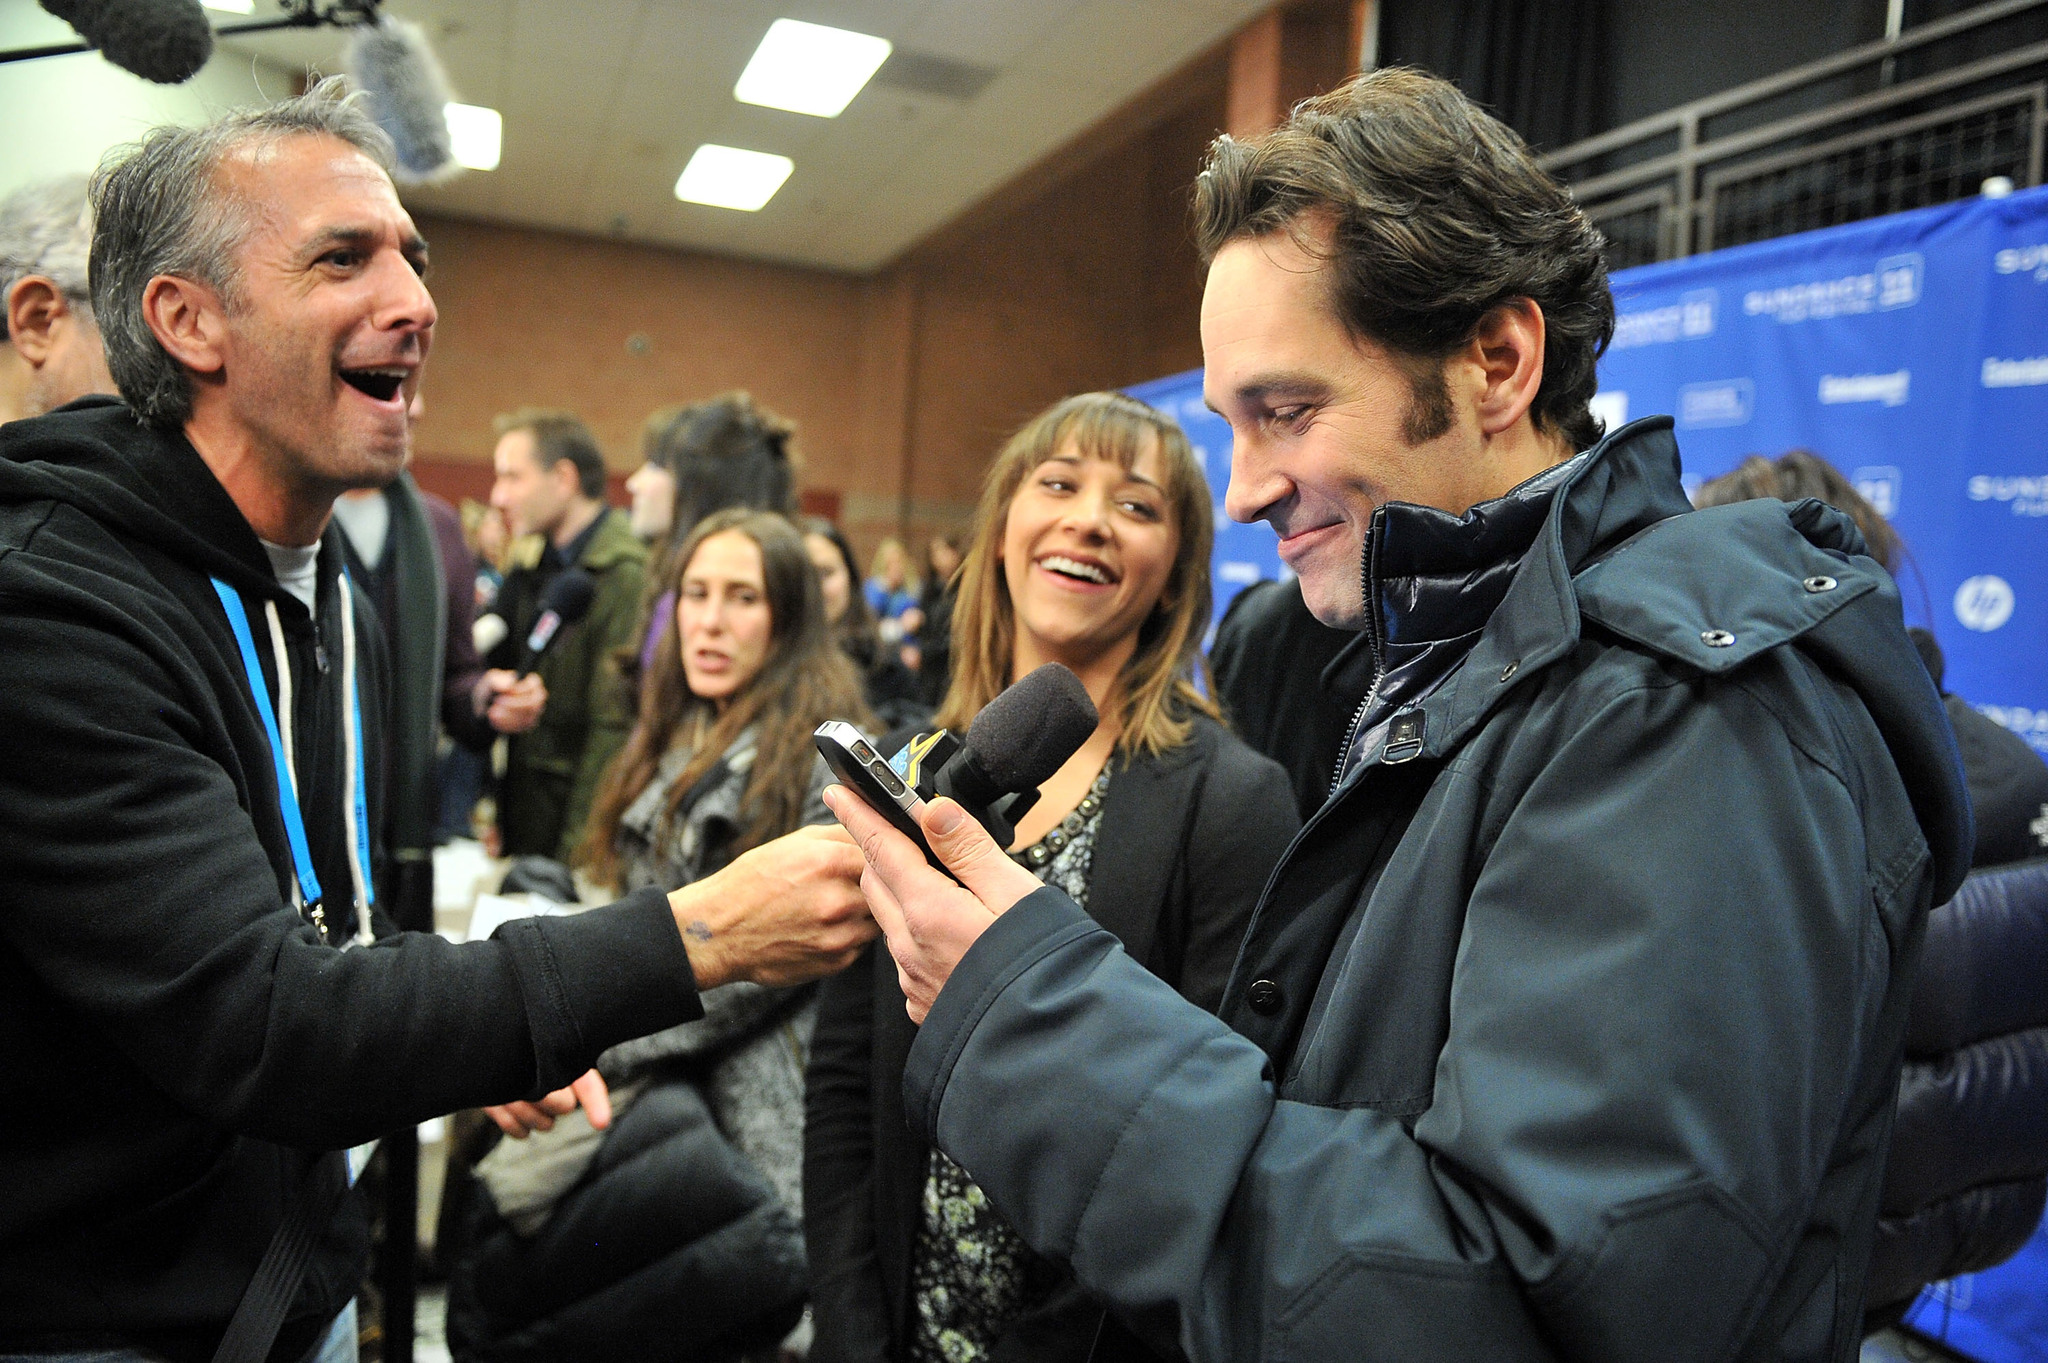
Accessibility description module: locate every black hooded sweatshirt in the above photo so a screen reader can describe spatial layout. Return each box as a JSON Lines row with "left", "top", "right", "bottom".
{"left": 0, "top": 398, "right": 702, "bottom": 1361}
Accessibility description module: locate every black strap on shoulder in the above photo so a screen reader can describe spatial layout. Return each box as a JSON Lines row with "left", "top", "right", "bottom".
{"left": 211, "top": 1151, "right": 352, "bottom": 1363}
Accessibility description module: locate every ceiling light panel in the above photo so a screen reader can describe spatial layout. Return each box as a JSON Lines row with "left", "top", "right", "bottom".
{"left": 734, "top": 18, "right": 892, "bottom": 118}
{"left": 674, "top": 145, "right": 795, "bottom": 211}
{"left": 444, "top": 104, "right": 502, "bottom": 172}
{"left": 201, "top": 0, "right": 255, "bottom": 12}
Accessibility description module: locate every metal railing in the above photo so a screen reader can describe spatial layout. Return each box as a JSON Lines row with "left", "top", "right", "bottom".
{"left": 1543, "top": 0, "right": 2048, "bottom": 268}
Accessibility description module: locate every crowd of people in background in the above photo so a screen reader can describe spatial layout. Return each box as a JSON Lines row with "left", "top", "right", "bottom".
{"left": 425, "top": 390, "right": 966, "bottom": 862}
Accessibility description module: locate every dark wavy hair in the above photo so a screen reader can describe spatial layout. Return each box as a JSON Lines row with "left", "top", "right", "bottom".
{"left": 1193, "top": 67, "right": 1616, "bottom": 450}
{"left": 1692, "top": 450, "right": 1904, "bottom": 572}
{"left": 579, "top": 509, "right": 869, "bottom": 887}
{"left": 643, "top": 391, "right": 800, "bottom": 579}
{"left": 800, "top": 515, "right": 884, "bottom": 668}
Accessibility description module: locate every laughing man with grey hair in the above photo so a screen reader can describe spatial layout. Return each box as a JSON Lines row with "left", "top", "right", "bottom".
{"left": 0, "top": 174, "right": 114, "bottom": 423}
{"left": 0, "top": 77, "right": 875, "bottom": 1363}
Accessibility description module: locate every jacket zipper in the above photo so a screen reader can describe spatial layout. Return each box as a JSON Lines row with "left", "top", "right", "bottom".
{"left": 1330, "top": 540, "right": 1387, "bottom": 797}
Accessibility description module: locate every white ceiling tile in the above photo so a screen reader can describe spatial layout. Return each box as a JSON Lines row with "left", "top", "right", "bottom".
{"left": 1, "top": 4, "right": 77, "bottom": 45}
{"left": 216, "top": 33, "right": 346, "bottom": 88}
{"left": 42, "top": 0, "right": 1250, "bottom": 275}
{"left": 621, "top": 8, "right": 763, "bottom": 82}
{"left": 825, "top": 72, "right": 973, "bottom": 147}
{"left": 402, "top": 167, "right": 503, "bottom": 220}
{"left": 425, "top": 54, "right": 505, "bottom": 108}
{"left": 402, "top": 0, "right": 519, "bottom": 36}
{"left": 508, "top": 0, "right": 647, "bottom": 60}
{"left": 766, "top": 0, "right": 933, "bottom": 43}
{"left": 1009, "top": 0, "right": 1232, "bottom": 97}
{"left": 898, "top": 0, "right": 1082, "bottom": 66}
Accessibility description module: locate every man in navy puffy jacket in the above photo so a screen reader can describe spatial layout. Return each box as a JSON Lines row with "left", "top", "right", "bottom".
{"left": 829, "top": 69, "right": 1973, "bottom": 1362}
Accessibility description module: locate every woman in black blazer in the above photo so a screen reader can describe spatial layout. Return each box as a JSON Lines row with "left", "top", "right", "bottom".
{"left": 804, "top": 393, "right": 1299, "bottom": 1363}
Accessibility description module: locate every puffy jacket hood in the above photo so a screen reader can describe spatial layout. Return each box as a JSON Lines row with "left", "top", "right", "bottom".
{"left": 1585, "top": 418, "right": 1970, "bottom": 899}
{"left": 0, "top": 395, "right": 289, "bottom": 605}
{"left": 1376, "top": 415, "right": 1972, "bottom": 904}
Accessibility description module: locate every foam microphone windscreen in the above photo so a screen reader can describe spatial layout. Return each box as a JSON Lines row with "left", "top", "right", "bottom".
{"left": 536, "top": 568, "right": 597, "bottom": 632}
{"left": 346, "top": 15, "right": 454, "bottom": 182}
{"left": 41, "top": 0, "right": 213, "bottom": 85}
{"left": 963, "top": 663, "right": 1099, "bottom": 793}
{"left": 518, "top": 568, "right": 597, "bottom": 673}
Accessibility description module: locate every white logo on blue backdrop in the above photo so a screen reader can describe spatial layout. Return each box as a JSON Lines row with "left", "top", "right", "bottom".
{"left": 1967, "top": 475, "right": 2048, "bottom": 516}
{"left": 1678, "top": 378, "right": 1753, "bottom": 428}
{"left": 1975, "top": 703, "right": 2048, "bottom": 755}
{"left": 1954, "top": 575, "right": 2016, "bottom": 632}
{"left": 1854, "top": 466, "right": 1902, "bottom": 517}
{"left": 1877, "top": 254, "right": 1922, "bottom": 309}
{"left": 1612, "top": 289, "right": 1718, "bottom": 349}
{"left": 1994, "top": 243, "right": 2048, "bottom": 281}
{"left": 1819, "top": 370, "right": 1911, "bottom": 406}
{"left": 1743, "top": 252, "right": 1922, "bottom": 321}
{"left": 1982, "top": 355, "right": 2048, "bottom": 387}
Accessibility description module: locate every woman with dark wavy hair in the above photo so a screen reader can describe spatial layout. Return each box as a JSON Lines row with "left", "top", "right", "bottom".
{"left": 450, "top": 509, "right": 870, "bottom": 1361}
{"left": 586, "top": 507, "right": 864, "bottom": 888}
{"left": 804, "top": 393, "right": 1299, "bottom": 1363}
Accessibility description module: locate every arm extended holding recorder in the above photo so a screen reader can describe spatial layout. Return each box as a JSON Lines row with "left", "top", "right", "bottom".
{"left": 490, "top": 822, "right": 875, "bottom": 1138}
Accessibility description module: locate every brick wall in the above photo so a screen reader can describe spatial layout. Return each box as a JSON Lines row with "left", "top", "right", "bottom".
{"left": 403, "top": 50, "right": 1227, "bottom": 568}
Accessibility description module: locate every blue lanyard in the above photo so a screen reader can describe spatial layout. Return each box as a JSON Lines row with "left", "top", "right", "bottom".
{"left": 211, "top": 574, "right": 375, "bottom": 933}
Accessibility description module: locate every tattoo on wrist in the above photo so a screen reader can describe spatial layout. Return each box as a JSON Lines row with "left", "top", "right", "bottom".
{"left": 684, "top": 920, "right": 714, "bottom": 943}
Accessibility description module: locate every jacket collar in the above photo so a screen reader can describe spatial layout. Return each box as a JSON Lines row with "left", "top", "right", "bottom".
{"left": 0, "top": 395, "right": 355, "bottom": 618}
{"left": 1323, "top": 437, "right": 1601, "bottom": 782}
{"left": 1365, "top": 449, "right": 1589, "bottom": 656}
{"left": 578, "top": 506, "right": 649, "bottom": 573}
{"left": 1397, "top": 416, "right": 1692, "bottom": 762}
{"left": 1306, "top": 412, "right": 1973, "bottom": 915}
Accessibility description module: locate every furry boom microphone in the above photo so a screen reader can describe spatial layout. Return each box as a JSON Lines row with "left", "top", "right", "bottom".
{"left": 346, "top": 14, "right": 455, "bottom": 182}
{"left": 38, "top": 0, "right": 214, "bottom": 84}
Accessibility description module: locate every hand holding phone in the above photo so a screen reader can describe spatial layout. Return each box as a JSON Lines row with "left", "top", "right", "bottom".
{"left": 814, "top": 722, "right": 945, "bottom": 870}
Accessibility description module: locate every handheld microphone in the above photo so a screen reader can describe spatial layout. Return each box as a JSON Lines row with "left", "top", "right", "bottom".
{"left": 876, "top": 662, "right": 1100, "bottom": 845}
{"left": 818, "top": 664, "right": 1097, "bottom": 875}
{"left": 346, "top": 14, "right": 456, "bottom": 182}
{"left": 39, "top": 0, "right": 213, "bottom": 85}
{"left": 517, "top": 569, "right": 595, "bottom": 676}
{"left": 932, "top": 663, "right": 1098, "bottom": 847}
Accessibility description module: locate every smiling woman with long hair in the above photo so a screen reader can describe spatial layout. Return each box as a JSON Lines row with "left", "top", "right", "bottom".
{"left": 449, "top": 508, "right": 871, "bottom": 1362}
{"left": 803, "top": 393, "right": 1300, "bottom": 1363}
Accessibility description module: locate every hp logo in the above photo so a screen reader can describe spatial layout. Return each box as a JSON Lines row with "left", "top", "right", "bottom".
{"left": 1955, "top": 575, "right": 2016, "bottom": 632}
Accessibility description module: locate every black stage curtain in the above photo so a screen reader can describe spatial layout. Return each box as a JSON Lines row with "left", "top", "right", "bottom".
{"left": 1377, "top": 0, "right": 1609, "bottom": 150}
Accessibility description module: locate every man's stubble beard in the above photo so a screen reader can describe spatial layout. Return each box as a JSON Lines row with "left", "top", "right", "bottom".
{"left": 246, "top": 320, "right": 412, "bottom": 497}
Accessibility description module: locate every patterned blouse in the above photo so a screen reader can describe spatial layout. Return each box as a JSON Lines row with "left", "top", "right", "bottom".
{"left": 906, "top": 765, "right": 1113, "bottom": 1363}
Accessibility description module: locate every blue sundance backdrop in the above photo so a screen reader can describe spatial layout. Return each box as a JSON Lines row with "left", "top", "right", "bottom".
{"left": 1135, "top": 184, "right": 2048, "bottom": 756}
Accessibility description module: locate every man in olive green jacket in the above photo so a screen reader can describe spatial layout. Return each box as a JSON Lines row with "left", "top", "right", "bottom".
{"left": 487, "top": 408, "right": 648, "bottom": 860}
